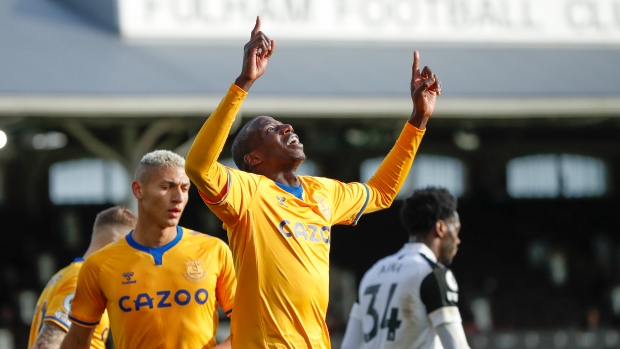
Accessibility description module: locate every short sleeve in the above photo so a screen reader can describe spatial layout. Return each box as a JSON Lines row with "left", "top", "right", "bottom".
{"left": 420, "top": 268, "right": 462, "bottom": 328}
{"left": 215, "top": 241, "right": 237, "bottom": 317}
{"left": 68, "top": 258, "right": 107, "bottom": 328}
{"left": 42, "top": 284, "right": 76, "bottom": 331}
{"left": 348, "top": 302, "right": 363, "bottom": 321}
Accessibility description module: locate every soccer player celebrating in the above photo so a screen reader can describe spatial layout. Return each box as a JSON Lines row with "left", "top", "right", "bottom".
{"left": 60, "top": 150, "right": 237, "bottom": 349}
{"left": 29, "top": 206, "right": 137, "bottom": 349}
{"left": 341, "top": 187, "right": 470, "bottom": 349}
{"left": 185, "top": 17, "right": 441, "bottom": 349}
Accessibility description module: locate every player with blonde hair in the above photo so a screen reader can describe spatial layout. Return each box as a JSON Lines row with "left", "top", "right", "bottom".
{"left": 60, "top": 150, "right": 237, "bottom": 349}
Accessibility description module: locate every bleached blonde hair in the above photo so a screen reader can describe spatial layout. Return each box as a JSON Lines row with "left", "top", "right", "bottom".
{"left": 134, "top": 150, "right": 185, "bottom": 181}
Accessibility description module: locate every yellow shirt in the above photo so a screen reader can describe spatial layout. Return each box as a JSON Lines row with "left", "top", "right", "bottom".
{"left": 69, "top": 226, "right": 236, "bottom": 349}
{"left": 186, "top": 84, "right": 425, "bottom": 349}
{"left": 28, "top": 259, "right": 109, "bottom": 349}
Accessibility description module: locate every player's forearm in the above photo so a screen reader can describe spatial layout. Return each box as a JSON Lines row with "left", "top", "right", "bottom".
{"left": 31, "top": 322, "right": 67, "bottom": 349}
{"left": 364, "top": 123, "right": 425, "bottom": 211}
{"left": 58, "top": 326, "right": 93, "bottom": 349}
{"left": 186, "top": 84, "right": 247, "bottom": 197}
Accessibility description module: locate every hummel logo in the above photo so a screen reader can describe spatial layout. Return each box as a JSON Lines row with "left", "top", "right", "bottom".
{"left": 122, "top": 272, "right": 137, "bottom": 285}
{"left": 276, "top": 196, "right": 288, "bottom": 208}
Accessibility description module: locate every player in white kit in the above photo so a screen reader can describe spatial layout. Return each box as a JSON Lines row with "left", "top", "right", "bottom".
{"left": 341, "top": 187, "right": 470, "bottom": 349}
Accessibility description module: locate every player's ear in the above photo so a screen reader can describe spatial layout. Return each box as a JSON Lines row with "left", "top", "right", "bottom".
{"left": 435, "top": 220, "right": 446, "bottom": 238}
{"left": 244, "top": 153, "right": 262, "bottom": 168}
{"left": 132, "top": 181, "right": 143, "bottom": 199}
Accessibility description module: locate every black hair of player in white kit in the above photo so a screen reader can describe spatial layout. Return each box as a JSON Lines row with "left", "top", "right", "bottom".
{"left": 400, "top": 187, "right": 457, "bottom": 237}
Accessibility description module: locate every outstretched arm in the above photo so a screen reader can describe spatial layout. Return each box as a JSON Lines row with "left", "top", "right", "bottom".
{"left": 185, "top": 16, "right": 275, "bottom": 201}
{"left": 363, "top": 51, "right": 442, "bottom": 211}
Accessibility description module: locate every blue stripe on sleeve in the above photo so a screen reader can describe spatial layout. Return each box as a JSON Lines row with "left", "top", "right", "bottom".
{"left": 352, "top": 183, "right": 370, "bottom": 225}
{"left": 68, "top": 315, "right": 100, "bottom": 327}
{"left": 207, "top": 169, "right": 231, "bottom": 205}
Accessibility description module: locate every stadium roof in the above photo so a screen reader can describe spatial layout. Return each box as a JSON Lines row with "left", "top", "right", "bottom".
{"left": 1, "top": 0, "right": 620, "bottom": 118}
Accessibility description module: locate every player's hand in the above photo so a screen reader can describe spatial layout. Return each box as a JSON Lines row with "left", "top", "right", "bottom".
{"left": 235, "top": 16, "right": 275, "bottom": 92}
{"left": 408, "top": 51, "right": 441, "bottom": 129}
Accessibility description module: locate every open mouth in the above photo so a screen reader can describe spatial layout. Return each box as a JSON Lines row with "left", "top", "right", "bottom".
{"left": 287, "top": 134, "right": 301, "bottom": 145}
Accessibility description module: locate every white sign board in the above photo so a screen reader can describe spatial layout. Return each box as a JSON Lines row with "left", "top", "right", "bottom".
{"left": 118, "top": 0, "right": 620, "bottom": 44}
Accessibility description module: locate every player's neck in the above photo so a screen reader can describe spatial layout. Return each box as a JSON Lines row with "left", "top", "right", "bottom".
{"left": 412, "top": 235, "right": 442, "bottom": 261}
{"left": 252, "top": 159, "right": 302, "bottom": 186}
{"left": 131, "top": 223, "right": 178, "bottom": 248}
{"left": 265, "top": 170, "right": 300, "bottom": 187}
{"left": 82, "top": 245, "right": 97, "bottom": 259}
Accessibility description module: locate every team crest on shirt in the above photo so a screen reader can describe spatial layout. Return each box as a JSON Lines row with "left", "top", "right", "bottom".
{"left": 184, "top": 260, "right": 206, "bottom": 282}
{"left": 276, "top": 196, "right": 288, "bottom": 208}
{"left": 62, "top": 293, "right": 74, "bottom": 312}
{"left": 314, "top": 195, "right": 331, "bottom": 219}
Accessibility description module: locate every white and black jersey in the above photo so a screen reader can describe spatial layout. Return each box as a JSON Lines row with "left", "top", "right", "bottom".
{"left": 342, "top": 243, "right": 467, "bottom": 349}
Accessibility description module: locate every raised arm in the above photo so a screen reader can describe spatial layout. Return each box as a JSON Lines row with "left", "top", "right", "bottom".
{"left": 409, "top": 51, "right": 441, "bottom": 129}
{"left": 185, "top": 16, "right": 274, "bottom": 200}
{"left": 235, "top": 16, "right": 275, "bottom": 92}
{"left": 364, "top": 51, "right": 441, "bottom": 211}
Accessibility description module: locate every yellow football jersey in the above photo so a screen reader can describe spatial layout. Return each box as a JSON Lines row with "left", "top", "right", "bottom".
{"left": 201, "top": 174, "right": 370, "bottom": 348}
{"left": 186, "top": 84, "right": 425, "bottom": 349}
{"left": 28, "top": 259, "right": 109, "bottom": 349}
{"left": 69, "top": 226, "right": 236, "bottom": 349}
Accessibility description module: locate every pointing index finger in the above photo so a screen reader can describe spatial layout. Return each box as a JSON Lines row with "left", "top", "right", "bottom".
{"left": 413, "top": 50, "right": 420, "bottom": 73}
{"left": 251, "top": 16, "right": 261, "bottom": 37}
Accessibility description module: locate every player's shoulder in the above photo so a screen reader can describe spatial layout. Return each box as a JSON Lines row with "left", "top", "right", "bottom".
{"left": 42, "top": 259, "right": 87, "bottom": 293}
{"left": 300, "top": 175, "right": 345, "bottom": 188}
{"left": 362, "top": 252, "right": 404, "bottom": 279}
{"left": 181, "top": 227, "right": 228, "bottom": 249}
{"left": 376, "top": 247, "right": 430, "bottom": 268}
{"left": 226, "top": 165, "right": 261, "bottom": 182}
{"left": 85, "top": 237, "right": 129, "bottom": 264}
{"left": 299, "top": 175, "right": 363, "bottom": 199}
{"left": 43, "top": 266, "right": 72, "bottom": 289}
{"left": 420, "top": 266, "right": 460, "bottom": 309}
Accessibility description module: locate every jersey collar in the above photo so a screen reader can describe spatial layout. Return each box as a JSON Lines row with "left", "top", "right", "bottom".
{"left": 275, "top": 181, "right": 304, "bottom": 200}
{"left": 125, "top": 226, "right": 183, "bottom": 266}
{"left": 403, "top": 242, "right": 437, "bottom": 263}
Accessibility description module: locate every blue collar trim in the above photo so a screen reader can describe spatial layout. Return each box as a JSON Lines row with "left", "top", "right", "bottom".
{"left": 73, "top": 257, "right": 84, "bottom": 263}
{"left": 126, "top": 226, "right": 183, "bottom": 266}
{"left": 275, "top": 182, "right": 304, "bottom": 200}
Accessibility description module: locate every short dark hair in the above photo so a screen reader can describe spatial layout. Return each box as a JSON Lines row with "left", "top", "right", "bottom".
{"left": 93, "top": 206, "right": 137, "bottom": 231}
{"left": 89, "top": 206, "right": 136, "bottom": 247}
{"left": 231, "top": 117, "right": 261, "bottom": 172}
{"left": 400, "top": 187, "right": 457, "bottom": 237}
